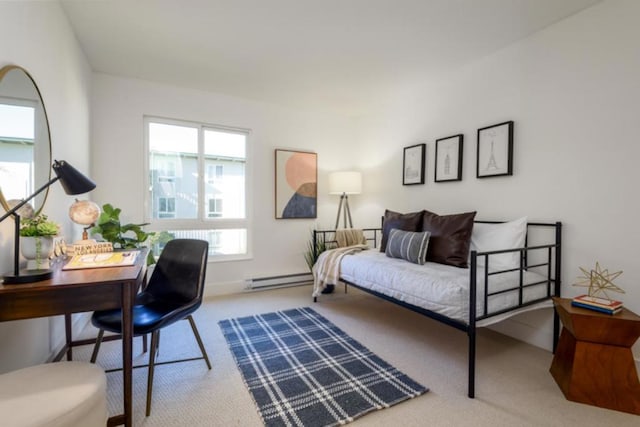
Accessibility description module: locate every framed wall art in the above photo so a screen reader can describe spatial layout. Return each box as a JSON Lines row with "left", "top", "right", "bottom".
{"left": 435, "top": 134, "right": 463, "bottom": 182}
{"left": 476, "top": 120, "right": 514, "bottom": 178}
{"left": 403, "top": 143, "right": 426, "bottom": 185}
{"left": 275, "top": 149, "right": 317, "bottom": 219}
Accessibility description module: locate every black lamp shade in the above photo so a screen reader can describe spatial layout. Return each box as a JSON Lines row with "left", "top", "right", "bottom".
{"left": 52, "top": 160, "right": 96, "bottom": 195}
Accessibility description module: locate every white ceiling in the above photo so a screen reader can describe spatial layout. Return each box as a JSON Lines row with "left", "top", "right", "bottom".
{"left": 60, "top": 0, "right": 600, "bottom": 117}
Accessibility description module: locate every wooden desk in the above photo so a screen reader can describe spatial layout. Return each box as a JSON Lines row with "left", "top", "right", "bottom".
{"left": 0, "top": 250, "right": 147, "bottom": 427}
{"left": 550, "top": 297, "right": 640, "bottom": 415}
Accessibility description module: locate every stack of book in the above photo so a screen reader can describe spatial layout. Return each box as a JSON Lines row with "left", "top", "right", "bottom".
{"left": 571, "top": 294, "right": 623, "bottom": 315}
{"left": 66, "top": 241, "right": 113, "bottom": 256}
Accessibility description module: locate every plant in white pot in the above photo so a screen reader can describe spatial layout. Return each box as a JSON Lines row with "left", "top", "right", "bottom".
{"left": 19, "top": 214, "right": 59, "bottom": 270}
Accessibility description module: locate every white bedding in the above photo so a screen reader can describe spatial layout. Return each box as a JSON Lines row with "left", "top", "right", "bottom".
{"left": 338, "top": 249, "right": 552, "bottom": 326}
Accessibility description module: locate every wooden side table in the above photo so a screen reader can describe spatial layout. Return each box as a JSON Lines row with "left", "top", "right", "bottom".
{"left": 550, "top": 297, "right": 640, "bottom": 415}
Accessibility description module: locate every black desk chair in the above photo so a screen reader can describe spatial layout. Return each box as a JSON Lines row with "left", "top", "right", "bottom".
{"left": 90, "top": 239, "right": 211, "bottom": 416}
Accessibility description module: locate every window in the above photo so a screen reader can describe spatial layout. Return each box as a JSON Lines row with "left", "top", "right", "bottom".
{"left": 208, "top": 197, "right": 223, "bottom": 218}
{"left": 158, "top": 197, "right": 176, "bottom": 219}
{"left": 145, "top": 117, "right": 250, "bottom": 259}
{"left": 207, "top": 164, "right": 224, "bottom": 184}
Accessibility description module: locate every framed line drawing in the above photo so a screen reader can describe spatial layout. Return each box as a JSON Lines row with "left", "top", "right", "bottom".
{"left": 435, "top": 134, "right": 463, "bottom": 182}
{"left": 403, "top": 143, "right": 426, "bottom": 185}
{"left": 476, "top": 121, "right": 514, "bottom": 178}
{"left": 275, "top": 149, "right": 317, "bottom": 219}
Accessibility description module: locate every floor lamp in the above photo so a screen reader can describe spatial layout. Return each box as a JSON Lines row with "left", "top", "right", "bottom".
{"left": 1, "top": 160, "right": 96, "bottom": 284}
{"left": 329, "top": 171, "right": 362, "bottom": 229}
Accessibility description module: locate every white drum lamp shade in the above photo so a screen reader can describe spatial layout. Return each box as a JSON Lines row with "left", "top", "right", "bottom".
{"left": 329, "top": 171, "right": 362, "bottom": 195}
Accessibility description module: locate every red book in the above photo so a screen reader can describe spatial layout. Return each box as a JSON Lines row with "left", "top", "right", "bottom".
{"left": 572, "top": 294, "right": 623, "bottom": 310}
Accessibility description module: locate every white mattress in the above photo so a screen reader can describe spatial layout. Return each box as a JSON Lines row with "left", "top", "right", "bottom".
{"left": 339, "top": 249, "right": 552, "bottom": 325}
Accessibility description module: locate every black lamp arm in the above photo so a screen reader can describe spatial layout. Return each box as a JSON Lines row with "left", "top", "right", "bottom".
{"left": 0, "top": 176, "right": 60, "bottom": 224}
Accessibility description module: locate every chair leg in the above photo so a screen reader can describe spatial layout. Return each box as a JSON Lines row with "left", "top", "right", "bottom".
{"left": 146, "top": 330, "right": 160, "bottom": 417}
{"left": 187, "top": 315, "right": 211, "bottom": 370}
{"left": 90, "top": 329, "right": 105, "bottom": 363}
{"left": 142, "top": 334, "right": 148, "bottom": 353}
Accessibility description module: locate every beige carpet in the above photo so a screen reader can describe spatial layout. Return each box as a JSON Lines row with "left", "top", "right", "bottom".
{"left": 72, "top": 285, "right": 640, "bottom": 426}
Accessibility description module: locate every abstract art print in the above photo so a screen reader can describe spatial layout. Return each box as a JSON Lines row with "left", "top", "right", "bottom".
{"left": 275, "top": 149, "right": 317, "bottom": 219}
{"left": 477, "top": 121, "right": 514, "bottom": 178}
{"left": 435, "top": 134, "right": 463, "bottom": 182}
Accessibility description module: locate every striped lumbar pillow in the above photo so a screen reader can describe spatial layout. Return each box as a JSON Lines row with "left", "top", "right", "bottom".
{"left": 385, "top": 228, "right": 431, "bottom": 265}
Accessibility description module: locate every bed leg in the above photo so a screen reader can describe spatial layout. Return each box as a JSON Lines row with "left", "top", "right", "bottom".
{"left": 313, "top": 296, "right": 317, "bottom": 303}
{"left": 468, "top": 328, "right": 476, "bottom": 398}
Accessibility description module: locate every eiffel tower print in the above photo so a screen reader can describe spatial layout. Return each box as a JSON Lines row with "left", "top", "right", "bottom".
{"left": 485, "top": 140, "right": 499, "bottom": 171}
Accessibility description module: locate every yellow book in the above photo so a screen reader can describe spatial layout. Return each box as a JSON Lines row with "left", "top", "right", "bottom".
{"left": 63, "top": 250, "right": 139, "bottom": 270}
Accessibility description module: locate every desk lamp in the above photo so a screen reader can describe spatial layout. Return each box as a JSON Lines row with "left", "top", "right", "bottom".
{"left": 328, "top": 171, "right": 362, "bottom": 229}
{"left": 1, "top": 160, "right": 96, "bottom": 284}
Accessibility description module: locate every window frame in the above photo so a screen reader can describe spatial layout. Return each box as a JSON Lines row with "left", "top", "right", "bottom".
{"left": 143, "top": 116, "right": 253, "bottom": 262}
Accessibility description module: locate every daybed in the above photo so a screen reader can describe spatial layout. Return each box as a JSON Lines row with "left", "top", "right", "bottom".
{"left": 312, "top": 211, "right": 562, "bottom": 398}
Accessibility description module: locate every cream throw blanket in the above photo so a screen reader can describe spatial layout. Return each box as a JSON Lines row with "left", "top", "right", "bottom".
{"left": 335, "top": 228, "right": 367, "bottom": 247}
{"left": 312, "top": 244, "right": 368, "bottom": 297}
{"left": 312, "top": 229, "right": 368, "bottom": 297}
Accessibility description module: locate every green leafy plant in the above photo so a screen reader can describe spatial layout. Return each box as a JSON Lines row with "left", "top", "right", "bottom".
{"left": 19, "top": 214, "right": 59, "bottom": 237}
{"left": 304, "top": 229, "right": 327, "bottom": 272}
{"left": 90, "top": 203, "right": 171, "bottom": 265}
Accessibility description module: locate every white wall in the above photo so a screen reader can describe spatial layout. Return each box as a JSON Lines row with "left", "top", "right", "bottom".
{"left": 0, "top": 2, "right": 92, "bottom": 372}
{"left": 354, "top": 0, "right": 640, "bottom": 356}
{"left": 90, "top": 74, "right": 356, "bottom": 294}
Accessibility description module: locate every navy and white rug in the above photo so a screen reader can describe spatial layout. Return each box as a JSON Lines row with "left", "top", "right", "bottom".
{"left": 219, "top": 307, "right": 427, "bottom": 427}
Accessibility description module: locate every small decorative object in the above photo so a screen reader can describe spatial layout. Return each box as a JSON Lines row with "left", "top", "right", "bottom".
{"left": 572, "top": 262, "right": 625, "bottom": 315}
{"left": 275, "top": 149, "right": 317, "bottom": 219}
{"left": 477, "top": 121, "right": 514, "bottom": 178}
{"left": 69, "top": 199, "right": 101, "bottom": 242}
{"left": 19, "top": 214, "right": 60, "bottom": 270}
{"left": 403, "top": 143, "right": 426, "bottom": 185}
{"left": 66, "top": 241, "right": 113, "bottom": 257}
{"left": 573, "top": 261, "right": 625, "bottom": 298}
{"left": 6, "top": 199, "right": 34, "bottom": 218}
{"left": 435, "top": 134, "right": 463, "bottom": 182}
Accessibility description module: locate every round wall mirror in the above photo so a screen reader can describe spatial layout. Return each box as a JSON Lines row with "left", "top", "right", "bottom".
{"left": 0, "top": 65, "right": 52, "bottom": 215}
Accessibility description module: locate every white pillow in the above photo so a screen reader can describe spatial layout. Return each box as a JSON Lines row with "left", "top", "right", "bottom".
{"left": 470, "top": 217, "right": 527, "bottom": 270}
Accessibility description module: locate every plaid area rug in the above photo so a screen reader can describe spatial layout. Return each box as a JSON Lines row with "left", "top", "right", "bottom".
{"left": 219, "top": 307, "right": 427, "bottom": 427}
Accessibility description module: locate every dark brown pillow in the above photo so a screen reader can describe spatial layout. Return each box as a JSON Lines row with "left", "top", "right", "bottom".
{"left": 380, "top": 209, "right": 423, "bottom": 252}
{"left": 421, "top": 210, "right": 476, "bottom": 267}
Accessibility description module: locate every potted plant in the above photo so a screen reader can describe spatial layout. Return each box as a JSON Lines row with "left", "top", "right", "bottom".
{"left": 304, "top": 230, "right": 334, "bottom": 293}
{"left": 90, "top": 203, "right": 171, "bottom": 265}
{"left": 304, "top": 230, "right": 326, "bottom": 272}
{"left": 19, "top": 214, "right": 59, "bottom": 270}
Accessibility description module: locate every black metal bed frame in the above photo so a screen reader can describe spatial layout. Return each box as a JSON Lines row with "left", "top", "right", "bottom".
{"left": 313, "top": 220, "right": 562, "bottom": 398}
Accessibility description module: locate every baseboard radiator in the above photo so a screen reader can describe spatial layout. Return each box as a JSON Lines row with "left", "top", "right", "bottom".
{"left": 246, "top": 272, "right": 313, "bottom": 290}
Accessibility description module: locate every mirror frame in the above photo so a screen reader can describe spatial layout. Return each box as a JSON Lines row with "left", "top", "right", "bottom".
{"left": 0, "top": 64, "right": 52, "bottom": 216}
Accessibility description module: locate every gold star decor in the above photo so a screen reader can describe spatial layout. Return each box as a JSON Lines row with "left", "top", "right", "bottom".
{"left": 573, "top": 261, "right": 625, "bottom": 300}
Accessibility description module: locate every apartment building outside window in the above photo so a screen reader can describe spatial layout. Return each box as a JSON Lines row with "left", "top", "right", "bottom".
{"left": 145, "top": 117, "right": 250, "bottom": 259}
{"left": 208, "top": 197, "right": 223, "bottom": 218}
{"left": 0, "top": 102, "right": 35, "bottom": 201}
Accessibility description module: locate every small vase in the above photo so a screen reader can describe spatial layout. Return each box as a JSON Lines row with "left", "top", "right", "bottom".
{"left": 20, "top": 236, "right": 54, "bottom": 270}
